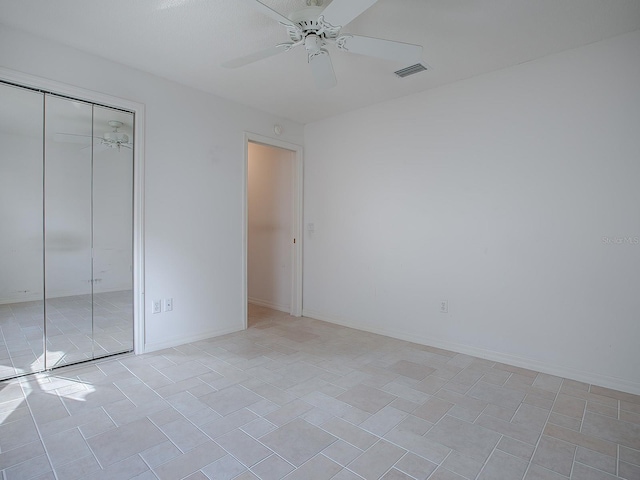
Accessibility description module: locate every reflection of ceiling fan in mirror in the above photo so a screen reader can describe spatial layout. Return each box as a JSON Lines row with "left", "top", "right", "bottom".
{"left": 223, "top": 0, "right": 424, "bottom": 89}
{"left": 55, "top": 120, "right": 133, "bottom": 151}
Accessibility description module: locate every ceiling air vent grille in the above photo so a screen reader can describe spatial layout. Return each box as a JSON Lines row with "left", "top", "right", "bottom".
{"left": 395, "top": 63, "right": 428, "bottom": 78}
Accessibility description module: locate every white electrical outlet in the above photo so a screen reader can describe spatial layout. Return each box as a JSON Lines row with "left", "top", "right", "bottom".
{"left": 164, "top": 298, "right": 173, "bottom": 312}
{"left": 152, "top": 300, "right": 162, "bottom": 314}
{"left": 440, "top": 300, "right": 448, "bottom": 313}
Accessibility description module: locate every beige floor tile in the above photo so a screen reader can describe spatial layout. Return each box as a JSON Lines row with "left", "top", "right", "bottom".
{"left": 468, "top": 381, "right": 526, "bottom": 410}
{"left": 359, "top": 405, "right": 407, "bottom": 436}
{"left": 552, "top": 393, "right": 586, "bottom": 419}
{"left": 476, "top": 413, "right": 543, "bottom": 445}
{"left": 0, "top": 417, "right": 40, "bottom": 452}
{"left": 618, "top": 460, "right": 640, "bottom": 479}
{"left": 440, "top": 450, "right": 483, "bottom": 479}
{"left": 581, "top": 411, "right": 640, "bottom": 450}
{"left": 52, "top": 454, "right": 101, "bottom": 480}
{"left": 87, "top": 417, "right": 168, "bottom": 467}
{"left": 153, "top": 441, "right": 226, "bottom": 480}
{"left": 394, "top": 452, "right": 437, "bottom": 479}
{"left": 2, "top": 305, "right": 639, "bottom": 480}
{"left": 265, "top": 398, "right": 315, "bottom": 426}
{"left": 619, "top": 445, "right": 640, "bottom": 466}
{"left": 139, "top": 441, "right": 182, "bottom": 468}
{"left": 321, "top": 417, "right": 377, "bottom": 450}
{"left": 497, "top": 436, "right": 536, "bottom": 461}
{"left": 574, "top": 446, "right": 616, "bottom": 475}
{"left": 387, "top": 360, "right": 435, "bottom": 380}
{"left": 548, "top": 412, "right": 582, "bottom": 431}
{"left": 200, "top": 384, "right": 262, "bottom": 416}
{"left": 571, "top": 462, "right": 619, "bottom": 479}
{"left": 425, "top": 415, "right": 501, "bottom": 462}
{"left": 321, "top": 439, "right": 363, "bottom": 466}
{"left": 531, "top": 435, "right": 576, "bottom": 477}
{"left": 347, "top": 439, "right": 406, "bottom": 479}
{"left": 543, "top": 423, "right": 617, "bottom": 457}
{"left": 215, "top": 429, "right": 272, "bottom": 467}
{"left": 200, "top": 454, "right": 247, "bottom": 480}
{"left": 524, "top": 464, "right": 568, "bottom": 480}
{"left": 336, "top": 384, "right": 397, "bottom": 414}
{"left": 158, "top": 417, "right": 210, "bottom": 453}
{"left": 233, "top": 472, "right": 260, "bottom": 480}
{"left": 384, "top": 425, "right": 450, "bottom": 464}
{"left": 282, "top": 454, "right": 343, "bottom": 480}
{"left": 0, "top": 439, "right": 45, "bottom": 470}
{"left": 477, "top": 449, "right": 528, "bottom": 480}
{"left": 199, "top": 408, "right": 259, "bottom": 439}
{"left": 251, "top": 454, "right": 295, "bottom": 480}
{"left": 261, "top": 418, "right": 336, "bottom": 466}
{"left": 87, "top": 454, "right": 150, "bottom": 480}
{"left": 428, "top": 467, "right": 468, "bottom": 480}
{"left": 413, "top": 397, "right": 454, "bottom": 423}
{"left": 3, "top": 454, "right": 52, "bottom": 480}
{"left": 380, "top": 468, "right": 414, "bottom": 480}
{"left": 43, "top": 427, "right": 92, "bottom": 467}
{"left": 590, "top": 386, "right": 640, "bottom": 405}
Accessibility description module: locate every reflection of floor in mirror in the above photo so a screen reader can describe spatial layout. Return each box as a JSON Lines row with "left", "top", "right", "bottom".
{"left": 0, "top": 290, "right": 133, "bottom": 380}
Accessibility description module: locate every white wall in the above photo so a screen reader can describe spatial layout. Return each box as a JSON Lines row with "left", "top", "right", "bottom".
{"left": 247, "top": 142, "right": 294, "bottom": 312}
{"left": 303, "top": 30, "right": 640, "bottom": 394}
{"left": 0, "top": 25, "right": 304, "bottom": 350}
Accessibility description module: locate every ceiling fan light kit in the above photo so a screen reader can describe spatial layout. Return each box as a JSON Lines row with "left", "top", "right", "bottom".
{"left": 101, "top": 120, "right": 132, "bottom": 150}
{"left": 226, "top": 0, "right": 424, "bottom": 89}
{"left": 55, "top": 120, "right": 133, "bottom": 151}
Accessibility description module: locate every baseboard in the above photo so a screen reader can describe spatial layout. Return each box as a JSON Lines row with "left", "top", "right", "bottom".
{"left": 143, "top": 324, "right": 244, "bottom": 353}
{"left": 302, "top": 308, "right": 640, "bottom": 396}
{"left": 248, "top": 297, "right": 290, "bottom": 314}
{"left": 0, "top": 286, "right": 132, "bottom": 305}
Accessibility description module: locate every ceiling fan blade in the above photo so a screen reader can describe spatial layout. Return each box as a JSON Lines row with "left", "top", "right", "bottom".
{"left": 53, "top": 132, "right": 93, "bottom": 144}
{"left": 321, "top": 0, "right": 379, "bottom": 27}
{"left": 222, "top": 44, "right": 291, "bottom": 68}
{"left": 80, "top": 142, "right": 106, "bottom": 153}
{"left": 309, "top": 51, "right": 337, "bottom": 90}
{"left": 239, "top": 0, "right": 296, "bottom": 28}
{"left": 338, "top": 35, "right": 423, "bottom": 65}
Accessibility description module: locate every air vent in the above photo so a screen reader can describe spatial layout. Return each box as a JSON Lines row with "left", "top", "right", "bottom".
{"left": 394, "top": 63, "right": 428, "bottom": 78}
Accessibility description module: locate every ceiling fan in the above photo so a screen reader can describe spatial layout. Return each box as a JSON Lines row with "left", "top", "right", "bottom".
{"left": 223, "top": 0, "right": 423, "bottom": 89}
{"left": 55, "top": 120, "right": 133, "bottom": 151}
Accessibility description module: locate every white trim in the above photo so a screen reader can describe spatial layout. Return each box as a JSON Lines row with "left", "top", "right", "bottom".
{"left": 143, "top": 325, "right": 244, "bottom": 353}
{"left": 248, "top": 297, "right": 290, "bottom": 313}
{"left": 0, "top": 66, "right": 146, "bottom": 356}
{"left": 243, "top": 132, "right": 304, "bottom": 328}
{"left": 302, "top": 308, "right": 640, "bottom": 396}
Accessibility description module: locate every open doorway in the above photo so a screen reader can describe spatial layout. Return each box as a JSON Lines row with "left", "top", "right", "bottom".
{"left": 244, "top": 133, "right": 303, "bottom": 328}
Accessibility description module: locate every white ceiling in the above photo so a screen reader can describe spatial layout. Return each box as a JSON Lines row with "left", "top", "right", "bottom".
{"left": 1, "top": 0, "right": 639, "bottom": 124}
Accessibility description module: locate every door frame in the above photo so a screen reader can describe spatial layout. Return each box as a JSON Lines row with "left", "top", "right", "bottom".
{"left": 243, "top": 132, "right": 303, "bottom": 327}
{"left": 0, "top": 66, "right": 146, "bottom": 355}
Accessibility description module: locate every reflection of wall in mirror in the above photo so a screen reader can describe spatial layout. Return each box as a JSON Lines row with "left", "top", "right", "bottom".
{"left": 0, "top": 137, "right": 133, "bottom": 304}
{"left": 0, "top": 131, "right": 44, "bottom": 304}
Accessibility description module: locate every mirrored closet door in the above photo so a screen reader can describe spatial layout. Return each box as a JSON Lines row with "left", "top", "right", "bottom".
{"left": 0, "top": 82, "right": 134, "bottom": 380}
{"left": 0, "top": 83, "right": 45, "bottom": 379}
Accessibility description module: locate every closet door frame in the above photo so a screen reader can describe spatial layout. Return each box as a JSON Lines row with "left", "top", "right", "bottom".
{"left": 0, "top": 67, "right": 146, "bottom": 356}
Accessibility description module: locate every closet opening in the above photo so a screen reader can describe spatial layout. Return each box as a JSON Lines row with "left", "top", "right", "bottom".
{"left": 0, "top": 78, "right": 142, "bottom": 381}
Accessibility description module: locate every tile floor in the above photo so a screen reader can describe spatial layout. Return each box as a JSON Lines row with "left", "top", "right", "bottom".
{"left": 0, "top": 304, "right": 639, "bottom": 480}
{"left": 0, "top": 291, "right": 133, "bottom": 379}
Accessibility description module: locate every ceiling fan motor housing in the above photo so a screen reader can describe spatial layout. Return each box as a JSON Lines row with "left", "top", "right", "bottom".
{"left": 103, "top": 131, "right": 129, "bottom": 144}
{"left": 286, "top": 7, "right": 340, "bottom": 43}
